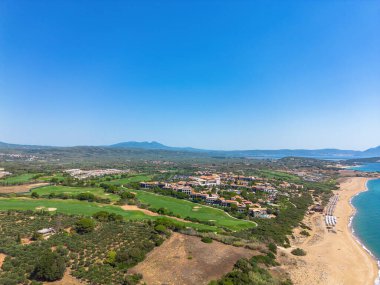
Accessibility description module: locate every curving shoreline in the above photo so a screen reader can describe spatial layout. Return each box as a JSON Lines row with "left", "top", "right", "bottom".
{"left": 286, "top": 177, "right": 379, "bottom": 285}
{"left": 349, "top": 178, "right": 380, "bottom": 285}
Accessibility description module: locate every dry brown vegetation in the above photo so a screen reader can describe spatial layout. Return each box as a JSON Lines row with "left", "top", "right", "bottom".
{"left": 0, "top": 183, "right": 49, "bottom": 194}
{"left": 120, "top": 205, "right": 159, "bottom": 216}
{"left": 120, "top": 205, "right": 190, "bottom": 223}
{"left": 130, "top": 232, "right": 256, "bottom": 285}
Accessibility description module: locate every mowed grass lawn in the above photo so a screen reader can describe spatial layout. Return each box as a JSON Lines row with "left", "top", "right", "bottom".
{"left": 104, "top": 174, "right": 153, "bottom": 185}
{"left": 130, "top": 189, "right": 256, "bottom": 231}
{"left": 38, "top": 173, "right": 66, "bottom": 182}
{"left": 28, "top": 185, "right": 256, "bottom": 231}
{"left": 31, "top": 185, "right": 120, "bottom": 201}
{"left": 0, "top": 173, "right": 38, "bottom": 185}
{"left": 0, "top": 198, "right": 218, "bottom": 232}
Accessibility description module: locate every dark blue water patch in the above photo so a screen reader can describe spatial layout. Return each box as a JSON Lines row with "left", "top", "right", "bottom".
{"left": 350, "top": 162, "right": 380, "bottom": 172}
{"left": 352, "top": 179, "right": 380, "bottom": 259}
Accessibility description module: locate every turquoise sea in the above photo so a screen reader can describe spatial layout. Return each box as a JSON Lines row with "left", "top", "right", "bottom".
{"left": 350, "top": 163, "right": 380, "bottom": 283}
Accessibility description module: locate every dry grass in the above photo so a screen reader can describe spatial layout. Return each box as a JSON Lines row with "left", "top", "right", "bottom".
{"left": 130, "top": 232, "right": 256, "bottom": 285}
{"left": 0, "top": 183, "right": 49, "bottom": 194}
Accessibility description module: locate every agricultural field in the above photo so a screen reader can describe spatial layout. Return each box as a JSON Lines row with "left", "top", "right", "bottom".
{"left": 0, "top": 173, "right": 40, "bottom": 185}
{"left": 126, "top": 189, "right": 256, "bottom": 231}
{"left": 0, "top": 211, "right": 164, "bottom": 285}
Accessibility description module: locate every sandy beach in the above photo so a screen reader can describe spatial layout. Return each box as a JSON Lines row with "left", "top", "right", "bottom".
{"left": 283, "top": 177, "right": 379, "bottom": 285}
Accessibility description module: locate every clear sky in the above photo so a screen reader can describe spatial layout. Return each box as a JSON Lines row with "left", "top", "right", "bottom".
{"left": 1, "top": 0, "right": 379, "bottom": 150}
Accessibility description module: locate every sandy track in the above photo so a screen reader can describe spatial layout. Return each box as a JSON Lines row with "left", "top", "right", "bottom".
{"left": 284, "top": 177, "right": 379, "bottom": 285}
{"left": 120, "top": 205, "right": 191, "bottom": 223}
{"left": 0, "top": 183, "right": 49, "bottom": 194}
{"left": 130, "top": 232, "right": 255, "bottom": 285}
{"left": 0, "top": 253, "right": 6, "bottom": 267}
{"left": 121, "top": 205, "right": 159, "bottom": 216}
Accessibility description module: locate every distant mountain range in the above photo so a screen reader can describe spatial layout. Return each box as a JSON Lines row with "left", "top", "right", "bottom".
{"left": 1, "top": 141, "right": 380, "bottom": 159}
{"left": 109, "top": 141, "right": 380, "bottom": 159}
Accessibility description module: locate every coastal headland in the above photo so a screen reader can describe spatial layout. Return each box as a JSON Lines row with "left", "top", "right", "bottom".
{"left": 283, "top": 176, "right": 379, "bottom": 285}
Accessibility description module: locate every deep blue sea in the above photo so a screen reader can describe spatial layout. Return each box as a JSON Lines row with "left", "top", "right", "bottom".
{"left": 350, "top": 163, "right": 380, "bottom": 282}
{"left": 350, "top": 162, "right": 380, "bottom": 172}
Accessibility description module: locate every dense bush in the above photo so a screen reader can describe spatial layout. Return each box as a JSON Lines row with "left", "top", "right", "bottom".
{"left": 116, "top": 248, "right": 146, "bottom": 267}
{"left": 201, "top": 237, "right": 213, "bottom": 243}
{"left": 123, "top": 273, "right": 143, "bottom": 285}
{"left": 31, "top": 251, "right": 66, "bottom": 281}
{"left": 154, "top": 224, "right": 167, "bottom": 234}
{"left": 92, "top": 211, "right": 123, "bottom": 222}
{"left": 120, "top": 191, "right": 136, "bottom": 199}
{"left": 291, "top": 248, "right": 306, "bottom": 256}
{"left": 45, "top": 192, "right": 111, "bottom": 204}
{"left": 75, "top": 218, "right": 95, "bottom": 234}
{"left": 268, "top": 242, "right": 277, "bottom": 254}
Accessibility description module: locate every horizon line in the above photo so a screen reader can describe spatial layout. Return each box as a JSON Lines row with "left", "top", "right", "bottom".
{"left": 0, "top": 140, "right": 377, "bottom": 152}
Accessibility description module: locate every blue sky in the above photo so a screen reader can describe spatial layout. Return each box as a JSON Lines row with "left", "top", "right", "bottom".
{"left": 1, "top": 0, "right": 379, "bottom": 150}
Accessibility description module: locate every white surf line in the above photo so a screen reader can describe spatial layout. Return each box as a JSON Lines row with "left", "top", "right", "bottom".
{"left": 348, "top": 178, "right": 380, "bottom": 285}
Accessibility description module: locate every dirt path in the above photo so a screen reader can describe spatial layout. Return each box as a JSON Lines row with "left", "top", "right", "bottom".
{"left": 121, "top": 205, "right": 159, "bottom": 216}
{"left": 0, "top": 253, "right": 6, "bottom": 267}
{"left": 0, "top": 183, "right": 49, "bottom": 194}
{"left": 120, "top": 205, "right": 190, "bottom": 223}
{"left": 130, "top": 232, "right": 255, "bottom": 285}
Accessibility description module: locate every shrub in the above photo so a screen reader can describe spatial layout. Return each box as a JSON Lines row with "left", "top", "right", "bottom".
{"left": 300, "top": 230, "right": 310, "bottom": 237}
{"left": 268, "top": 242, "right": 277, "bottom": 254}
{"left": 105, "top": 250, "right": 117, "bottom": 266}
{"left": 291, "top": 248, "right": 306, "bottom": 256}
{"left": 74, "top": 218, "right": 95, "bottom": 234}
{"left": 123, "top": 273, "right": 142, "bottom": 285}
{"left": 120, "top": 191, "right": 135, "bottom": 199}
{"left": 31, "top": 232, "right": 43, "bottom": 241}
{"left": 31, "top": 251, "right": 66, "bottom": 281}
{"left": 116, "top": 248, "right": 145, "bottom": 267}
{"left": 92, "top": 211, "right": 110, "bottom": 221}
{"left": 201, "top": 237, "right": 213, "bottom": 243}
{"left": 154, "top": 224, "right": 167, "bottom": 234}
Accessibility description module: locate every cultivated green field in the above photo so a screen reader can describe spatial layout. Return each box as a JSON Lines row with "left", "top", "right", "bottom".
{"left": 0, "top": 198, "right": 218, "bottom": 232}
{"left": 38, "top": 173, "right": 66, "bottom": 182}
{"left": 128, "top": 189, "right": 256, "bottom": 231}
{"left": 29, "top": 186, "right": 255, "bottom": 231}
{"left": 104, "top": 174, "right": 152, "bottom": 185}
{"left": 0, "top": 173, "right": 39, "bottom": 185}
{"left": 29, "top": 185, "right": 256, "bottom": 231}
{"left": 31, "top": 185, "right": 120, "bottom": 201}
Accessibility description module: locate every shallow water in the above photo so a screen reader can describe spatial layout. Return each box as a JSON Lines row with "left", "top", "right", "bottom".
{"left": 352, "top": 178, "right": 380, "bottom": 259}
